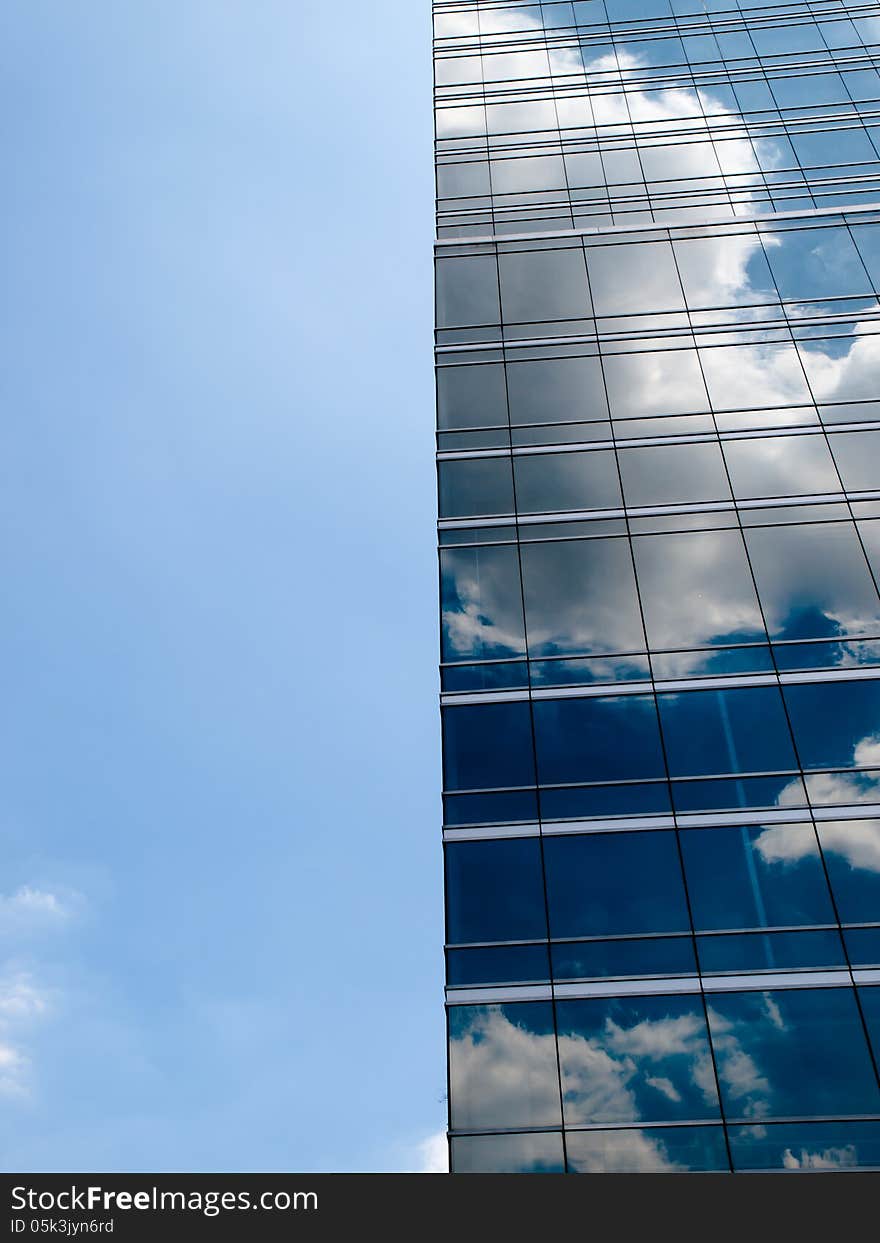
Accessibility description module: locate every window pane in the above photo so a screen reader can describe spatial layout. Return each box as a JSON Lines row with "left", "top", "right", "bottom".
{"left": 707, "top": 988, "right": 880, "bottom": 1119}
{"left": 451, "top": 1132, "right": 565, "bottom": 1174}
{"left": 448, "top": 1003, "right": 562, "bottom": 1130}
{"left": 674, "top": 234, "right": 778, "bottom": 309}
{"left": 533, "top": 694, "right": 665, "bottom": 784}
{"left": 514, "top": 449, "right": 622, "bottom": 513}
{"left": 723, "top": 435, "right": 841, "bottom": 500}
{"left": 817, "top": 819, "right": 880, "bottom": 922}
{"left": 700, "top": 344, "right": 812, "bottom": 410}
{"left": 566, "top": 1126, "right": 728, "bottom": 1172}
{"left": 603, "top": 350, "right": 710, "bottom": 418}
{"left": 507, "top": 355, "right": 608, "bottom": 425}
{"left": 556, "top": 994, "right": 720, "bottom": 1124}
{"left": 441, "top": 545, "right": 526, "bottom": 662}
{"left": 696, "top": 929, "right": 845, "bottom": 973}
{"left": 447, "top": 944, "right": 551, "bottom": 986}
{"left": 544, "top": 831, "right": 690, "bottom": 937}
{"left": 520, "top": 538, "right": 645, "bottom": 656}
{"left": 745, "top": 523, "right": 880, "bottom": 641}
{"left": 442, "top": 702, "right": 536, "bottom": 791}
{"left": 436, "top": 255, "right": 500, "bottom": 327}
{"left": 438, "top": 457, "right": 515, "bottom": 518}
{"left": 658, "top": 687, "right": 797, "bottom": 778}
{"left": 587, "top": 241, "right": 685, "bottom": 315}
{"left": 730, "top": 1120, "right": 880, "bottom": 1171}
{"left": 446, "top": 838, "right": 546, "bottom": 943}
{"left": 551, "top": 936, "right": 696, "bottom": 980}
{"left": 632, "top": 530, "right": 765, "bottom": 653}
{"left": 829, "top": 430, "right": 880, "bottom": 493}
{"left": 437, "top": 364, "right": 508, "bottom": 431}
{"left": 783, "top": 679, "right": 880, "bottom": 769}
{"left": 619, "top": 442, "right": 732, "bottom": 507}
{"left": 499, "top": 247, "right": 593, "bottom": 323}
{"left": 680, "top": 823, "right": 835, "bottom": 930}
{"left": 760, "top": 225, "right": 873, "bottom": 301}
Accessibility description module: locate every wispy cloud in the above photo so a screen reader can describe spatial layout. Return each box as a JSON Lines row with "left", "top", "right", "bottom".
{"left": 415, "top": 1130, "right": 449, "bottom": 1174}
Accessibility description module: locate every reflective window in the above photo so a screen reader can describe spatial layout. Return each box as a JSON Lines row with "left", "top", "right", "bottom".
{"left": 745, "top": 523, "right": 880, "bottom": 641}
{"left": 658, "top": 687, "right": 798, "bottom": 777}
{"left": 533, "top": 694, "right": 666, "bottom": 785}
{"left": 680, "top": 823, "right": 835, "bottom": 930}
{"left": 520, "top": 538, "right": 645, "bottom": 656}
{"left": 632, "top": 530, "right": 765, "bottom": 654}
{"left": 556, "top": 994, "right": 720, "bottom": 1124}
{"left": 587, "top": 241, "right": 685, "bottom": 315}
{"left": 722, "top": 435, "right": 842, "bottom": 500}
{"left": 438, "top": 457, "right": 515, "bottom": 519}
{"left": 513, "top": 449, "right": 622, "bottom": 513}
{"left": 499, "top": 247, "right": 592, "bottom": 323}
{"left": 700, "top": 344, "right": 812, "bottom": 410}
{"left": 783, "top": 678, "right": 880, "bottom": 769}
{"left": 544, "top": 831, "right": 690, "bottom": 937}
{"left": 618, "top": 442, "right": 732, "bottom": 507}
{"left": 566, "top": 1127, "right": 728, "bottom": 1173}
{"left": 446, "top": 838, "right": 546, "bottom": 943}
{"left": 696, "top": 929, "right": 846, "bottom": 973}
{"left": 829, "top": 431, "right": 880, "bottom": 493}
{"left": 447, "top": 944, "right": 551, "bottom": 987}
{"left": 760, "top": 225, "right": 874, "bottom": 302}
{"left": 506, "top": 355, "right": 608, "bottom": 426}
{"left": 442, "top": 702, "right": 536, "bottom": 791}
{"left": 817, "top": 819, "right": 880, "bottom": 922}
{"left": 491, "top": 154, "right": 567, "bottom": 194}
{"left": 602, "top": 350, "right": 710, "bottom": 418}
{"left": 437, "top": 364, "right": 508, "bottom": 431}
{"left": 707, "top": 988, "right": 880, "bottom": 1119}
{"left": 673, "top": 233, "right": 777, "bottom": 309}
{"left": 441, "top": 545, "right": 526, "bottom": 662}
{"left": 448, "top": 1002, "right": 563, "bottom": 1130}
{"left": 851, "top": 222, "right": 880, "bottom": 291}
{"left": 436, "top": 255, "right": 500, "bottom": 327}
{"left": 729, "top": 1120, "right": 880, "bottom": 1171}
{"left": 451, "top": 1133, "right": 565, "bottom": 1174}
{"left": 551, "top": 936, "right": 696, "bottom": 980}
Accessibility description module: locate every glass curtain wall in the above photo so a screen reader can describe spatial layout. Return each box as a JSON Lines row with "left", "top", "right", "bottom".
{"left": 434, "top": 0, "right": 880, "bottom": 1172}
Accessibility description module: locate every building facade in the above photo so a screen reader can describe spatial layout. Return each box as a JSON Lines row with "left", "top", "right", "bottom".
{"left": 435, "top": 0, "right": 880, "bottom": 1172}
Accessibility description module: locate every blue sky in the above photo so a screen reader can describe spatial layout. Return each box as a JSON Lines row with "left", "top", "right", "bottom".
{"left": 0, "top": 2, "right": 442, "bottom": 1171}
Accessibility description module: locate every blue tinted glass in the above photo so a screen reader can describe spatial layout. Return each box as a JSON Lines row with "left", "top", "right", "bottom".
{"left": 441, "top": 661, "right": 529, "bottom": 692}
{"left": 452, "top": 1132, "right": 565, "bottom": 1174}
{"left": 440, "top": 545, "right": 526, "bottom": 662}
{"left": 447, "top": 943, "right": 551, "bottom": 985}
{"left": 551, "top": 935, "right": 696, "bottom": 979}
{"left": 680, "top": 824, "right": 835, "bottom": 930}
{"left": 566, "top": 1126, "right": 728, "bottom": 1172}
{"left": 783, "top": 679, "right": 880, "bottom": 769}
{"left": 672, "top": 774, "right": 806, "bottom": 814}
{"left": 446, "top": 838, "right": 546, "bottom": 943}
{"left": 844, "top": 927, "right": 880, "bottom": 966}
{"left": 857, "top": 986, "right": 880, "bottom": 1066}
{"left": 730, "top": 1120, "right": 880, "bottom": 1171}
{"left": 448, "top": 1002, "right": 562, "bottom": 1130}
{"left": 707, "top": 988, "right": 880, "bottom": 1119}
{"left": 533, "top": 694, "right": 666, "bottom": 784}
{"left": 539, "top": 781, "right": 672, "bottom": 819}
{"left": 556, "top": 994, "right": 720, "bottom": 1124}
{"left": 817, "top": 820, "right": 880, "bottom": 922}
{"left": 544, "top": 831, "right": 690, "bottom": 937}
{"left": 658, "top": 687, "right": 797, "bottom": 778}
{"left": 760, "top": 225, "right": 873, "bottom": 301}
{"left": 444, "top": 789, "right": 539, "bottom": 827}
{"left": 851, "top": 223, "right": 880, "bottom": 291}
{"left": 696, "top": 929, "right": 846, "bottom": 973}
{"left": 442, "top": 702, "right": 536, "bottom": 791}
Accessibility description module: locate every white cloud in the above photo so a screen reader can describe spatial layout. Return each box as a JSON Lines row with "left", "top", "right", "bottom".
{"left": 0, "top": 886, "right": 79, "bottom": 933}
{"left": 782, "top": 1144, "right": 858, "bottom": 1170}
{"left": 0, "top": 970, "right": 52, "bottom": 1099}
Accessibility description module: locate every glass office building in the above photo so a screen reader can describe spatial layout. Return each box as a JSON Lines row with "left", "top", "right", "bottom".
{"left": 435, "top": 0, "right": 880, "bottom": 1172}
